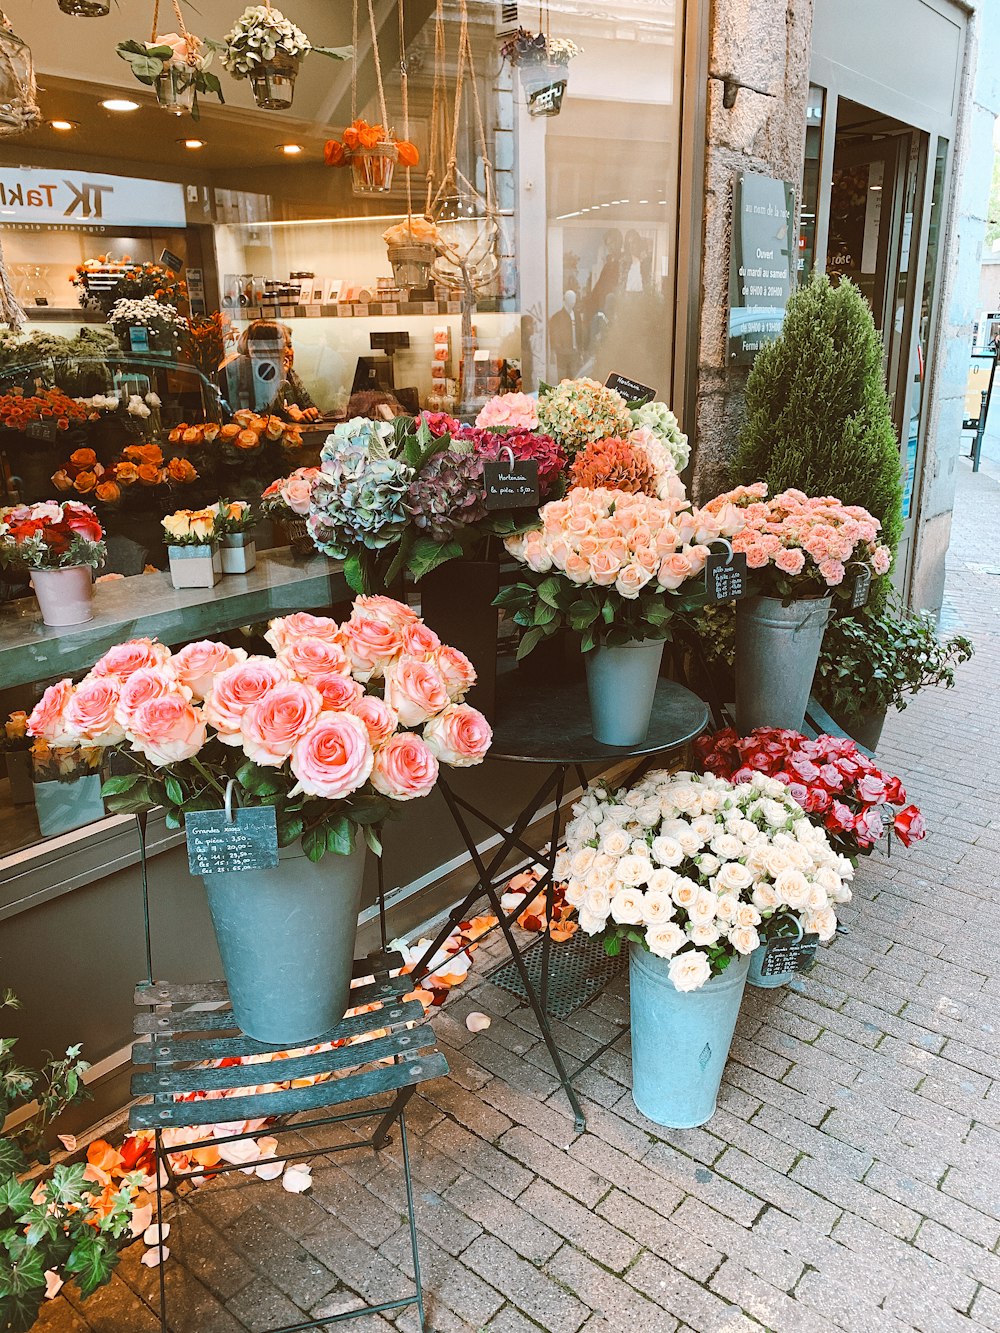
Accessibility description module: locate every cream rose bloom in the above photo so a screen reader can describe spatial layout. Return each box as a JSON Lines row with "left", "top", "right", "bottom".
{"left": 735, "top": 902, "right": 762, "bottom": 927}
{"left": 647, "top": 867, "right": 678, "bottom": 894}
{"left": 645, "top": 922, "right": 686, "bottom": 958}
{"left": 715, "top": 861, "right": 754, "bottom": 894}
{"left": 714, "top": 892, "right": 739, "bottom": 923}
{"left": 571, "top": 847, "right": 597, "bottom": 877}
{"left": 711, "top": 833, "right": 744, "bottom": 859}
{"left": 642, "top": 891, "right": 675, "bottom": 924}
{"left": 671, "top": 878, "right": 700, "bottom": 910}
{"left": 617, "top": 855, "right": 654, "bottom": 886}
{"left": 689, "top": 890, "right": 719, "bottom": 926}
{"left": 752, "top": 882, "right": 780, "bottom": 911}
{"left": 729, "top": 924, "right": 761, "bottom": 955}
{"left": 774, "top": 868, "right": 811, "bottom": 910}
{"left": 697, "top": 853, "right": 721, "bottom": 877}
{"left": 805, "top": 907, "right": 837, "bottom": 942}
{"left": 577, "top": 907, "right": 606, "bottom": 935}
{"left": 667, "top": 950, "right": 712, "bottom": 992}
{"left": 582, "top": 885, "right": 612, "bottom": 921}
{"left": 689, "top": 922, "right": 721, "bottom": 946}
{"left": 610, "top": 887, "right": 645, "bottom": 924}
{"left": 600, "top": 826, "right": 630, "bottom": 857}
{"left": 564, "top": 880, "right": 586, "bottom": 907}
{"left": 765, "top": 848, "right": 792, "bottom": 878}
{"left": 651, "top": 835, "right": 684, "bottom": 867}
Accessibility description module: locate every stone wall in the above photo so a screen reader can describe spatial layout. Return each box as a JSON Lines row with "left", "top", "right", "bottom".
{"left": 690, "top": 0, "right": 814, "bottom": 502}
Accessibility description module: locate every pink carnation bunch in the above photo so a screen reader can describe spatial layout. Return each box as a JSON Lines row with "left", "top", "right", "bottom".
{"left": 702, "top": 485, "right": 892, "bottom": 598}
{"left": 28, "top": 600, "right": 492, "bottom": 854}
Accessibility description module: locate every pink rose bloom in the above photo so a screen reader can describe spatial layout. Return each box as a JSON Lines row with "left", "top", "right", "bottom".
{"left": 64, "top": 677, "right": 124, "bottom": 746}
{"left": 265, "top": 613, "right": 343, "bottom": 655}
{"left": 614, "top": 564, "right": 654, "bottom": 599}
{"left": 172, "top": 641, "right": 248, "bottom": 700}
{"left": 278, "top": 636, "right": 351, "bottom": 681}
{"left": 401, "top": 621, "right": 441, "bottom": 659}
{"left": 871, "top": 546, "right": 891, "bottom": 576}
{"left": 474, "top": 392, "right": 538, "bottom": 431}
{"left": 312, "top": 673, "right": 364, "bottom": 712}
{"left": 818, "top": 558, "right": 846, "bottom": 586}
{"left": 129, "top": 696, "right": 207, "bottom": 767}
{"left": 343, "top": 616, "right": 403, "bottom": 681}
{"left": 27, "top": 679, "right": 75, "bottom": 743}
{"left": 348, "top": 695, "right": 398, "bottom": 748}
{"left": 91, "top": 638, "right": 170, "bottom": 683}
{"left": 434, "top": 645, "right": 477, "bottom": 701}
{"left": 241, "top": 681, "right": 323, "bottom": 767}
{"left": 854, "top": 805, "right": 885, "bottom": 845}
{"left": 658, "top": 552, "right": 693, "bottom": 591}
{"left": 589, "top": 550, "right": 622, "bottom": 586}
{"left": 563, "top": 553, "right": 591, "bottom": 585}
{"left": 774, "top": 547, "right": 806, "bottom": 576}
{"left": 522, "top": 532, "right": 553, "bottom": 573}
{"left": 383, "top": 659, "right": 450, "bottom": 727}
{"left": 204, "top": 657, "right": 289, "bottom": 743}
{"left": 116, "top": 667, "right": 189, "bottom": 730}
{"left": 370, "top": 732, "right": 440, "bottom": 800}
{"left": 350, "top": 595, "right": 418, "bottom": 631}
{"left": 422, "top": 704, "right": 492, "bottom": 768}
{"left": 281, "top": 474, "right": 314, "bottom": 515}
{"left": 856, "top": 773, "right": 887, "bottom": 804}
{"left": 290, "top": 712, "right": 373, "bottom": 798}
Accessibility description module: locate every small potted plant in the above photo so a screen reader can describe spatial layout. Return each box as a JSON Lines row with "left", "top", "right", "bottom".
{"left": 502, "top": 28, "right": 581, "bottom": 117}
{"left": 260, "top": 466, "right": 321, "bottom": 556}
{"left": 325, "top": 119, "right": 418, "bottom": 196}
{"left": 215, "top": 498, "right": 257, "bottom": 574}
{"left": 1, "top": 709, "right": 33, "bottom": 805}
{"left": 382, "top": 216, "right": 440, "bottom": 292}
{"left": 107, "top": 296, "right": 188, "bottom": 357}
{"left": 0, "top": 500, "right": 105, "bottom": 626}
{"left": 222, "top": 4, "right": 351, "bottom": 111}
{"left": 116, "top": 29, "right": 225, "bottom": 119}
{"left": 162, "top": 506, "right": 222, "bottom": 588}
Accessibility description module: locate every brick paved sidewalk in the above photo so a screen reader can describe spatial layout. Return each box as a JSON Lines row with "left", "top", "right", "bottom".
{"left": 38, "top": 456, "right": 1000, "bottom": 1333}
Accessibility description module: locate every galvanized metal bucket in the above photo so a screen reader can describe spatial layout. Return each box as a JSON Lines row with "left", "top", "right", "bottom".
{"left": 201, "top": 839, "right": 366, "bottom": 1045}
{"left": 584, "top": 639, "right": 664, "bottom": 746}
{"left": 735, "top": 594, "right": 832, "bottom": 733}
{"left": 629, "top": 945, "right": 749, "bottom": 1128}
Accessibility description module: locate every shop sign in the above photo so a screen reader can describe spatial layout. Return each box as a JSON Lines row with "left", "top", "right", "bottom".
{"left": 605, "top": 372, "right": 656, "bottom": 405}
{"left": 0, "top": 168, "right": 186, "bottom": 230}
{"left": 728, "top": 171, "right": 796, "bottom": 366}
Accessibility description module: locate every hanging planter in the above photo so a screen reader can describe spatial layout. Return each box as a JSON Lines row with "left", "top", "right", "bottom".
{"left": 382, "top": 218, "right": 440, "bottom": 292}
{"left": 325, "top": 120, "right": 417, "bottom": 196}
{"left": 57, "top": 0, "right": 110, "bottom": 14}
{"left": 117, "top": 7, "right": 226, "bottom": 122}
{"left": 0, "top": 11, "right": 41, "bottom": 137}
{"left": 502, "top": 29, "right": 580, "bottom": 119}
{"left": 221, "top": 4, "right": 351, "bottom": 113}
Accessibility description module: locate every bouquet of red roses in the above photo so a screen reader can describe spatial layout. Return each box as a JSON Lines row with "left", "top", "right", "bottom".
{"left": 694, "top": 726, "right": 925, "bottom": 859}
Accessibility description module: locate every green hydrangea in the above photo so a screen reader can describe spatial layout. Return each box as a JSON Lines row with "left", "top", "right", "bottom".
{"left": 535, "top": 378, "right": 632, "bottom": 455}
{"left": 631, "top": 400, "right": 690, "bottom": 472}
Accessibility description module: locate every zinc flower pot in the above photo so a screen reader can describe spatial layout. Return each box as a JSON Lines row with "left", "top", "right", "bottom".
{"left": 168, "top": 543, "right": 221, "bottom": 590}
{"left": 735, "top": 594, "right": 832, "bottom": 733}
{"left": 629, "top": 945, "right": 750, "bottom": 1128}
{"left": 584, "top": 639, "right": 664, "bottom": 746}
{"left": 200, "top": 839, "right": 366, "bottom": 1045}
{"left": 249, "top": 53, "right": 300, "bottom": 110}
{"left": 30, "top": 564, "right": 94, "bottom": 627}
{"left": 221, "top": 530, "right": 257, "bottom": 575}
{"left": 33, "top": 773, "right": 105, "bottom": 837}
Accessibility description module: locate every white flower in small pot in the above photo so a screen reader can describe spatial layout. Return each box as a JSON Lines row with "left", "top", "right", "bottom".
{"left": 502, "top": 28, "right": 581, "bottom": 117}
{"left": 116, "top": 27, "right": 226, "bottom": 119}
{"left": 108, "top": 297, "right": 188, "bottom": 357}
{"left": 162, "top": 507, "right": 222, "bottom": 589}
{"left": 214, "top": 499, "right": 257, "bottom": 575}
{"left": 221, "top": 5, "right": 351, "bottom": 111}
{"left": 0, "top": 500, "right": 105, "bottom": 627}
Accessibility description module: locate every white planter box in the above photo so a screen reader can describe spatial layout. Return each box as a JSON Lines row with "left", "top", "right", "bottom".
{"left": 168, "top": 542, "right": 221, "bottom": 590}
{"left": 221, "top": 531, "right": 257, "bottom": 575}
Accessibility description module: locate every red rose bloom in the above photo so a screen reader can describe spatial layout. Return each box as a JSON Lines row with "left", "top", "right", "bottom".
{"left": 893, "top": 805, "right": 926, "bottom": 846}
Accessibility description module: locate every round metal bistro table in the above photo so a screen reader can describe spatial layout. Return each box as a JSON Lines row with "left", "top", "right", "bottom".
{"left": 416, "top": 670, "right": 710, "bottom": 1130}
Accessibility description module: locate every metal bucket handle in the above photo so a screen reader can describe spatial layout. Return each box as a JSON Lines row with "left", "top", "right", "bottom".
{"left": 709, "top": 537, "right": 735, "bottom": 566}
{"left": 224, "top": 777, "right": 238, "bottom": 824}
{"left": 791, "top": 599, "right": 835, "bottom": 638}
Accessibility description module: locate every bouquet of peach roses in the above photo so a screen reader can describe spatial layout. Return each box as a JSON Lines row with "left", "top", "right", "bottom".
{"left": 27, "top": 597, "right": 492, "bottom": 860}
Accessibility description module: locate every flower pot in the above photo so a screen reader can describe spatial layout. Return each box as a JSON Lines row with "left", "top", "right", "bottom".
{"left": 30, "top": 564, "right": 94, "bottom": 627}
{"left": 735, "top": 594, "right": 832, "bottom": 734}
{"left": 629, "top": 944, "right": 749, "bottom": 1128}
{"left": 249, "top": 53, "right": 300, "bottom": 110}
{"left": 349, "top": 143, "right": 398, "bottom": 196}
{"left": 419, "top": 559, "right": 500, "bottom": 722}
{"left": 155, "top": 66, "right": 196, "bottom": 116}
{"left": 168, "top": 543, "right": 221, "bottom": 590}
{"left": 57, "top": 0, "right": 110, "bottom": 13}
{"left": 284, "top": 517, "right": 314, "bottom": 559}
{"left": 4, "top": 750, "right": 34, "bottom": 806}
{"left": 33, "top": 772, "right": 105, "bottom": 837}
{"left": 829, "top": 703, "right": 887, "bottom": 754}
{"left": 517, "top": 62, "right": 568, "bottom": 117}
{"left": 221, "top": 530, "right": 257, "bottom": 575}
{"left": 584, "top": 639, "right": 664, "bottom": 746}
{"left": 387, "top": 244, "right": 436, "bottom": 291}
{"left": 201, "top": 839, "right": 366, "bottom": 1044}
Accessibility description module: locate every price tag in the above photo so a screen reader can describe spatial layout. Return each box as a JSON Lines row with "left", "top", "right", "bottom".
{"left": 484, "top": 458, "right": 540, "bottom": 510}
{"left": 850, "top": 565, "right": 872, "bottom": 610}
{"left": 704, "top": 545, "right": 748, "bottom": 603}
{"left": 159, "top": 247, "right": 184, "bottom": 274}
{"left": 605, "top": 372, "right": 656, "bottom": 405}
{"left": 758, "top": 933, "right": 819, "bottom": 977}
{"left": 185, "top": 806, "right": 279, "bottom": 877}
{"left": 25, "top": 420, "right": 57, "bottom": 442}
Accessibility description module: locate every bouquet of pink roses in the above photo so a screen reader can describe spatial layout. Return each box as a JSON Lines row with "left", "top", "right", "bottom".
{"left": 700, "top": 484, "right": 892, "bottom": 602}
{"left": 27, "top": 596, "right": 492, "bottom": 860}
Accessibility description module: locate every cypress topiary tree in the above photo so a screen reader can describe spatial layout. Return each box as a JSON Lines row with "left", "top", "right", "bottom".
{"left": 733, "top": 273, "right": 904, "bottom": 556}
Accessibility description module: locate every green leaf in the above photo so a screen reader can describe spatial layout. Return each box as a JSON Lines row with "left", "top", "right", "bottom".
{"left": 301, "top": 825, "right": 326, "bottom": 863}
{"left": 536, "top": 577, "right": 563, "bottom": 608}
{"left": 343, "top": 552, "right": 365, "bottom": 595}
{"left": 276, "top": 814, "right": 304, "bottom": 847}
{"left": 0, "top": 1138, "right": 25, "bottom": 1180}
{"left": 235, "top": 762, "right": 282, "bottom": 798}
{"left": 164, "top": 809, "right": 181, "bottom": 831}
{"left": 408, "top": 535, "right": 464, "bottom": 582}
{"left": 516, "top": 627, "right": 545, "bottom": 660}
{"left": 65, "top": 1234, "right": 118, "bottom": 1298}
{"left": 534, "top": 602, "right": 558, "bottom": 626}
{"left": 100, "top": 774, "right": 142, "bottom": 796}
{"left": 603, "top": 934, "right": 622, "bottom": 957}
{"left": 0, "top": 1178, "right": 32, "bottom": 1220}
{"left": 363, "top": 825, "right": 383, "bottom": 856}
{"left": 325, "top": 817, "right": 353, "bottom": 857}
{"left": 164, "top": 776, "right": 184, "bottom": 807}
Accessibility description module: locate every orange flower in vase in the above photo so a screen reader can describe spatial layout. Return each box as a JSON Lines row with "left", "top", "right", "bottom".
{"left": 324, "top": 119, "right": 419, "bottom": 194}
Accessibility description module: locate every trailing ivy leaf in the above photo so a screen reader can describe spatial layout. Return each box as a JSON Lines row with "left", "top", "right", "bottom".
{"left": 65, "top": 1235, "right": 118, "bottom": 1298}
{"left": 0, "top": 1138, "right": 25, "bottom": 1180}
{"left": 0, "top": 1287, "right": 44, "bottom": 1333}
{"left": 0, "top": 1178, "right": 32, "bottom": 1220}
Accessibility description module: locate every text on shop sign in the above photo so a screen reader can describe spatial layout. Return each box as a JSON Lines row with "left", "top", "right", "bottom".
{"left": 185, "top": 807, "right": 279, "bottom": 875}
{"left": 0, "top": 169, "right": 186, "bottom": 229}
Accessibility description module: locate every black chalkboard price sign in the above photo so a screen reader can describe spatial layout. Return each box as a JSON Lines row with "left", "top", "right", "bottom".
{"left": 185, "top": 806, "right": 279, "bottom": 876}
{"left": 850, "top": 565, "right": 872, "bottom": 610}
{"left": 759, "top": 932, "right": 819, "bottom": 977}
{"left": 484, "top": 458, "right": 540, "bottom": 511}
{"left": 605, "top": 372, "right": 656, "bottom": 406}
{"left": 704, "top": 549, "right": 748, "bottom": 603}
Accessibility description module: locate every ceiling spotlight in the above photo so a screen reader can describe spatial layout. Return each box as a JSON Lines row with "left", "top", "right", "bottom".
{"left": 278, "top": 143, "right": 304, "bottom": 155}
{"left": 180, "top": 138, "right": 206, "bottom": 149}
{"left": 49, "top": 119, "right": 78, "bottom": 132}
{"left": 101, "top": 98, "right": 140, "bottom": 112}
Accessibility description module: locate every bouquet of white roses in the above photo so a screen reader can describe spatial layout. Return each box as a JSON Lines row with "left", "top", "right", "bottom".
{"left": 556, "top": 769, "right": 853, "bottom": 991}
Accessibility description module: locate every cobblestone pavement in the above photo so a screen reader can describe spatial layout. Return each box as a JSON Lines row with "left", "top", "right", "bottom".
{"left": 39, "top": 457, "right": 1000, "bottom": 1333}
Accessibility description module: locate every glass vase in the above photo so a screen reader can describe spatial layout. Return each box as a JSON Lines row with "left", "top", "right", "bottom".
{"left": 57, "top": 0, "right": 110, "bottom": 14}
{"left": 249, "top": 54, "right": 300, "bottom": 110}
{"left": 349, "top": 143, "right": 399, "bottom": 196}
{"left": 155, "top": 66, "right": 196, "bottom": 116}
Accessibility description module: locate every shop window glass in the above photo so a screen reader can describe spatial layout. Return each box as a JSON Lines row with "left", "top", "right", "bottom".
{"left": 799, "top": 84, "right": 825, "bottom": 282}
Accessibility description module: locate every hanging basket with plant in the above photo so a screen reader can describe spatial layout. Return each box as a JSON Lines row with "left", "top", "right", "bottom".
{"left": 324, "top": 120, "right": 417, "bottom": 195}
{"left": 502, "top": 27, "right": 580, "bottom": 118}
{"left": 222, "top": 2, "right": 351, "bottom": 111}
{"left": 57, "top": 0, "right": 110, "bottom": 15}
{"left": 382, "top": 217, "right": 440, "bottom": 291}
{"left": 117, "top": 3, "right": 225, "bottom": 120}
